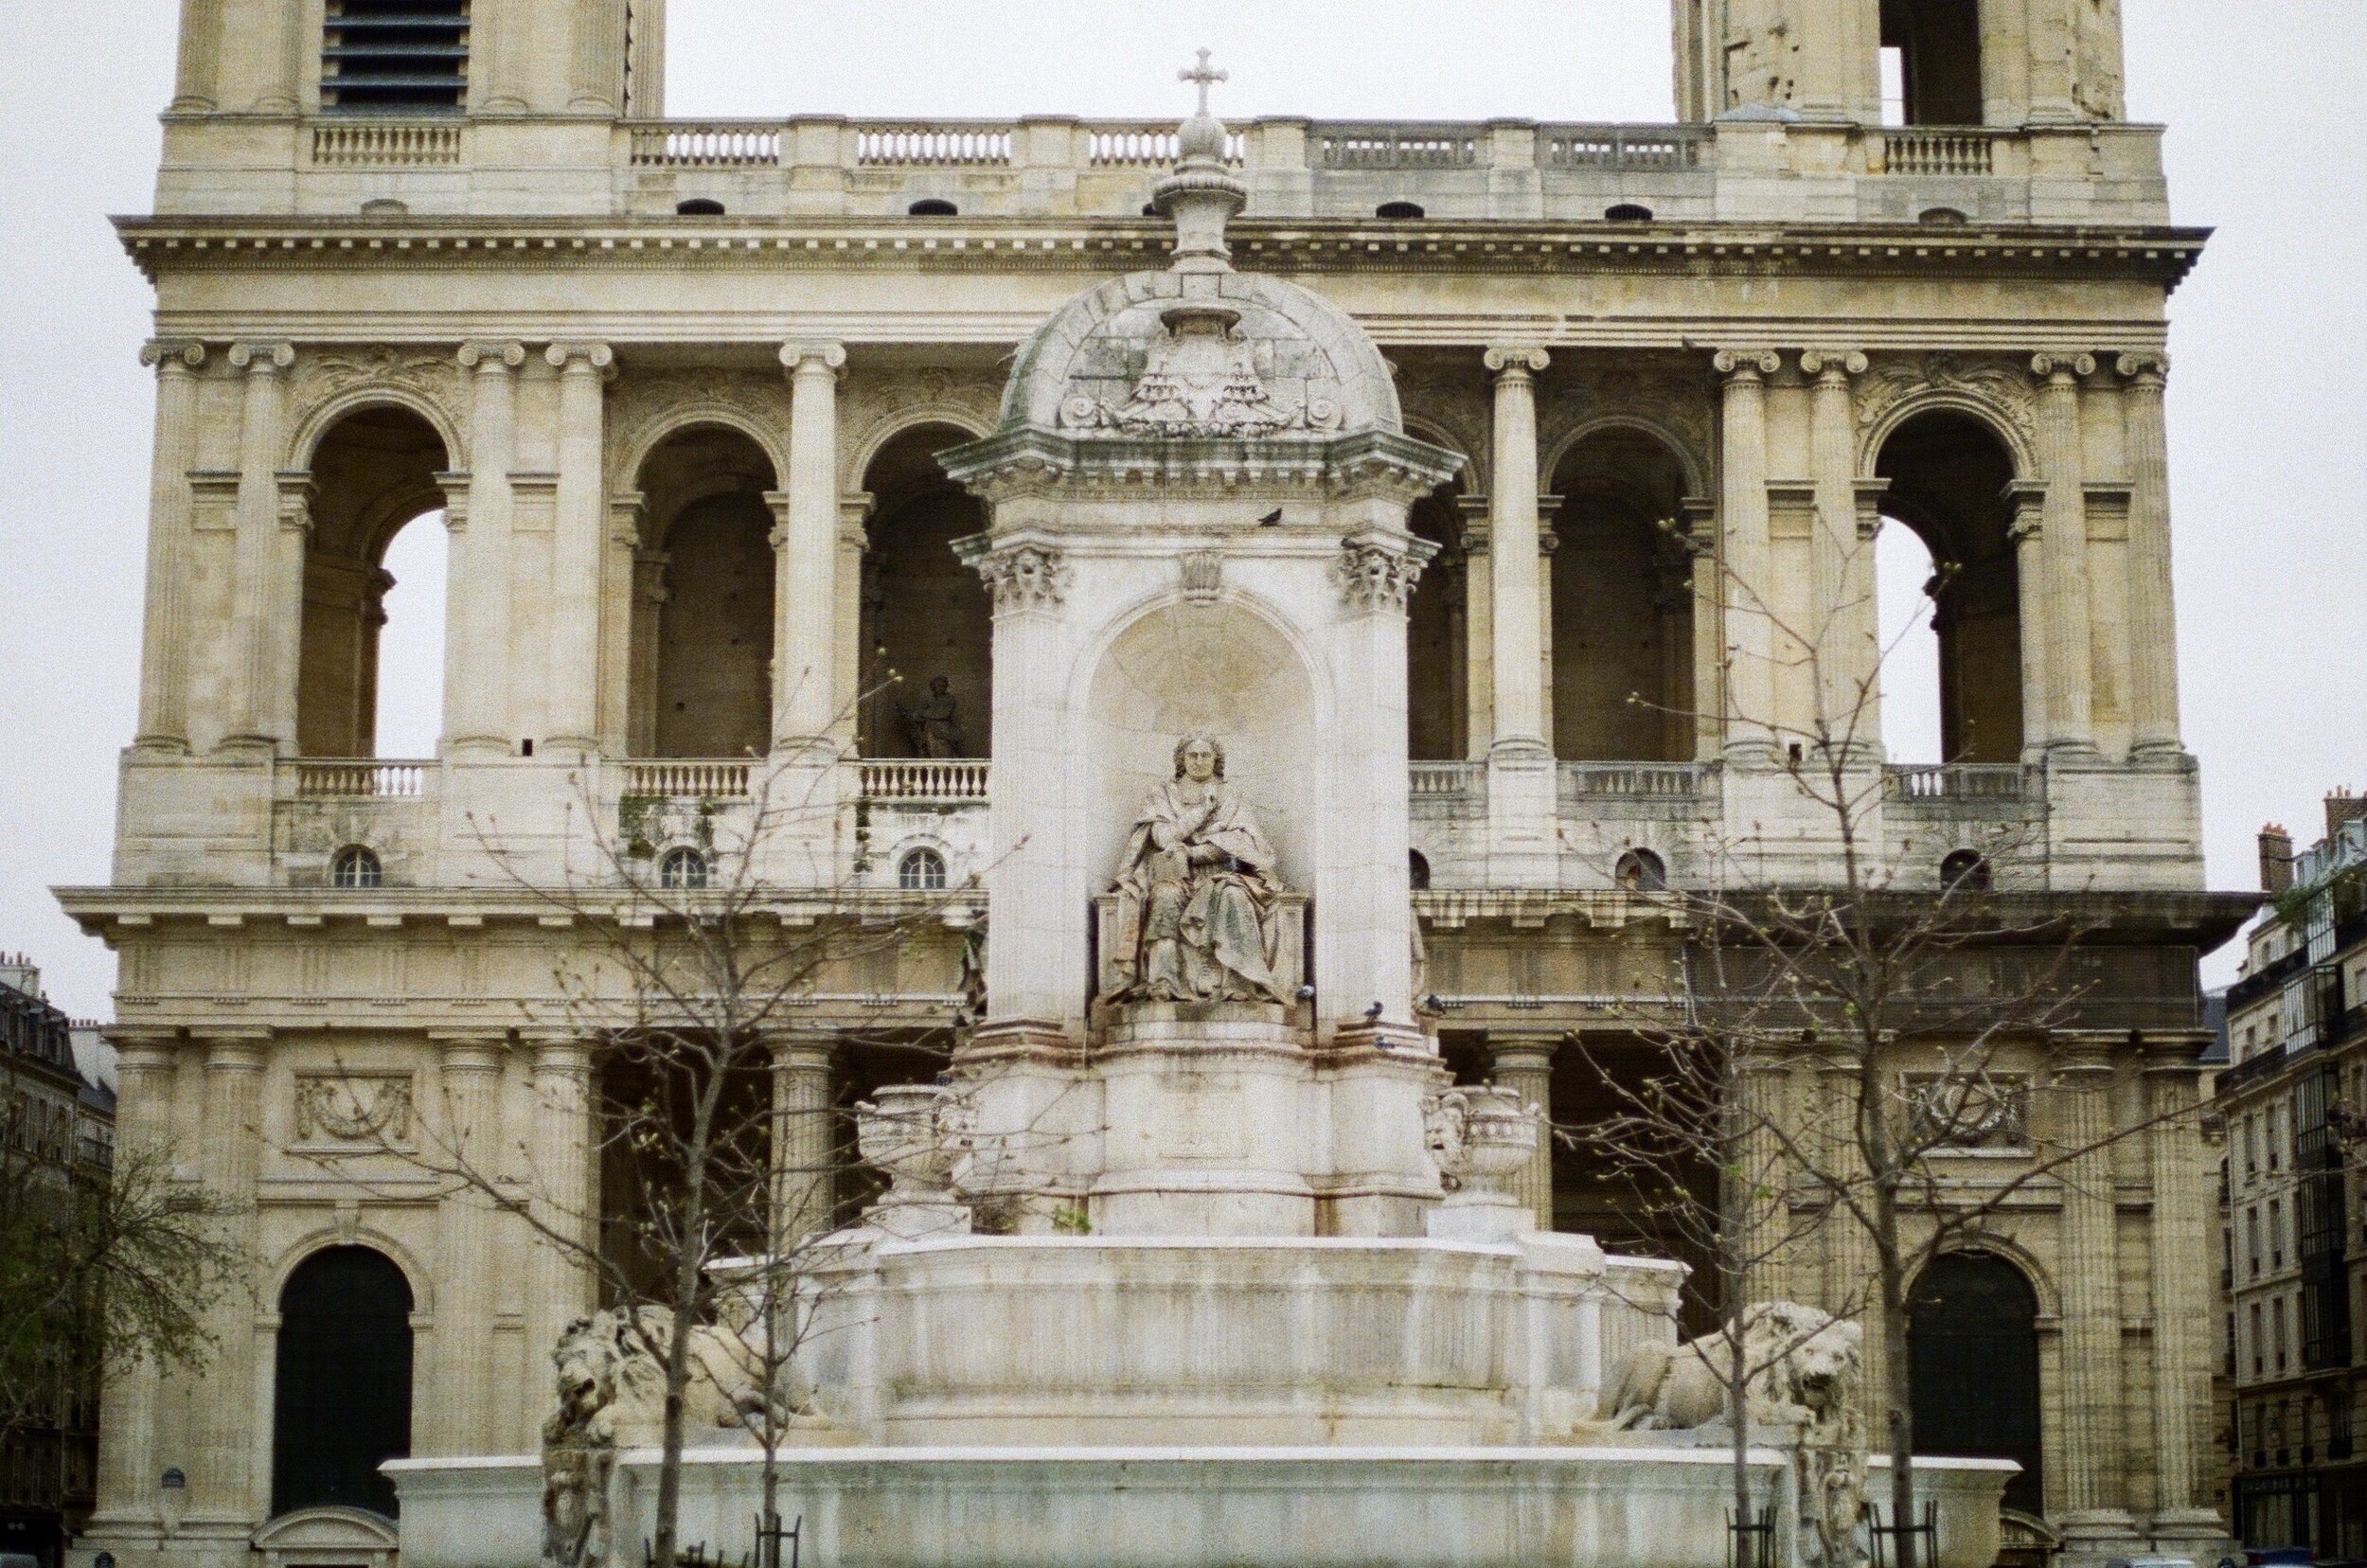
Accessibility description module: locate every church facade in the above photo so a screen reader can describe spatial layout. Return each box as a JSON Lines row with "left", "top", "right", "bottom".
{"left": 65, "top": 1, "right": 2254, "bottom": 1563}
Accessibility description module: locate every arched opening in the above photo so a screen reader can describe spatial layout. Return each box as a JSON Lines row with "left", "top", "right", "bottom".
{"left": 1408, "top": 849, "right": 1432, "bottom": 891}
{"left": 1910, "top": 1251, "right": 2043, "bottom": 1515}
{"left": 1874, "top": 411, "right": 2023, "bottom": 764}
{"left": 1547, "top": 427, "right": 1694, "bottom": 761}
{"left": 1940, "top": 848, "right": 1991, "bottom": 891}
{"left": 898, "top": 846, "right": 948, "bottom": 891}
{"left": 1405, "top": 468, "right": 1469, "bottom": 759}
{"left": 272, "top": 1246, "right": 414, "bottom": 1520}
{"left": 860, "top": 425, "right": 991, "bottom": 758}
{"left": 330, "top": 845, "right": 383, "bottom": 890}
{"left": 1877, "top": 514, "right": 1945, "bottom": 762}
{"left": 1879, "top": 0, "right": 1984, "bottom": 125}
{"left": 675, "top": 198, "right": 726, "bottom": 216}
{"left": 1614, "top": 847, "right": 1667, "bottom": 891}
{"left": 297, "top": 406, "right": 451, "bottom": 758}
{"left": 1604, "top": 203, "right": 1654, "bottom": 223}
{"left": 908, "top": 199, "right": 958, "bottom": 217}
{"left": 629, "top": 426, "right": 779, "bottom": 758}
{"left": 1377, "top": 201, "right": 1426, "bottom": 220}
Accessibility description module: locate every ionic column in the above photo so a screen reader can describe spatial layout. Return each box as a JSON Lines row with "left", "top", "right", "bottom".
{"left": 570, "top": 0, "right": 625, "bottom": 113}
{"left": 430, "top": 1034, "right": 507, "bottom": 1454}
{"left": 2004, "top": 481, "right": 2051, "bottom": 761}
{"left": 1483, "top": 346, "right": 1550, "bottom": 756}
{"left": 2117, "top": 353, "right": 2184, "bottom": 758}
{"left": 525, "top": 1034, "right": 597, "bottom": 1369}
{"left": 169, "top": 0, "right": 224, "bottom": 110}
{"left": 448, "top": 342, "right": 524, "bottom": 756}
{"left": 2053, "top": 1033, "right": 2134, "bottom": 1534}
{"left": 1486, "top": 1036, "right": 1557, "bottom": 1231}
{"left": 834, "top": 492, "right": 875, "bottom": 754}
{"left": 2145, "top": 1038, "right": 2222, "bottom": 1537}
{"left": 1715, "top": 349, "right": 1781, "bottom": 761}
{"left": 1802, "top": 349, "right": 1876, "bottom": 757}
{"left": 1456, "top": 496, "right": 1494, "bottom": 757}
{"left": 768, "top": 1035, "right": 838, "bottom": 1246}
{"left": 543, "top": 342, "right": 614, "bottom": 757}
{"left": 134, "top": 341, "right": 206, "bottom": 753}
{"left": 225, "top": 342, "right": 294, "bottom": 751}
{"left": 92, "top": 1032, "right": 180, "bottom": 1523}
{"left": 189, "top": 1031, "right": 267, "bottom": 1523}
{"left": 774, "top": 342, "right": 847, "bottom": 752}
{"left": 1737, "top": 1056, "right": 1791, "bottom": 1305}
{"left": 2032, "top": 353, "right": 2098, "bottom": 756}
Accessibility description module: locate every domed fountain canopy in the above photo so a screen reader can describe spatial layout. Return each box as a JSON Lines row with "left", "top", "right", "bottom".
{"left": 941, "top": 52, "right": 1461, "bottom": 496}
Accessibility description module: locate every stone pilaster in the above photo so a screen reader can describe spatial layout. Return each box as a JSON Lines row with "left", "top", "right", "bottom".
{"left": 1455, "top": 495, "right": 1493, "bottom": 757}
{"left": 525, "top": 1033, "right": 597, "bottom": 1371}
{"left": 448, "top": 342, "right": 524, "bottom": 755}
{"left": 224, "top": 342, "right": 294, "bottom": 752}
{"left": 1679, "top": 497, "right": 1721, "bottom": 761}
{"left": 430, "top": 1033, "right": 508, "bottom": 1455}
{"left": 775, "top": 342, "right": 848, "bottom": 752}
{"left": 2145, "top": 1036, "right": 2226, "bottom": 1546}
{"left": 169, "top": 0, "right": 223, "bottom": 111}
{"left": 1801, "top": 349, "right": 1875, "bottom": 757}
{"left": 1714, "top": 349, "right": 1780, "bottom": 762}
{"left": 768, "top": 1034, "right": 838, "bottom": 1246}
{"left": 2032, "top": 353, "right": 2099, "bottom": 757}
{"left": 134, "top": 341, "right": 206, "bottom": 753}
{"left": 2116, "top": 352, "right": 2184, "bottom": 759}
{"left": 599, "top": 490, "right": 646, "bottom": 749}
{"left": 188, "top": 1030, "right": 267, "bottom": 1524}
{"left": 1486, "top": 1036, "right": 1557, "bottom": 1231}
{"left": 90, "top": 1031, "right": 180, "bottom": 1533}
{"left": 2053, "top": 1031, "right": 2138, "bottom": 1544}
{"left": 2004, "top": 480, "right": 2051, "bottom": 761}
{"left": 543, "top": 342, "right": 614, "bottom": 757}
{"left": 835, "top": 491, "right": 876, "bottom": 753}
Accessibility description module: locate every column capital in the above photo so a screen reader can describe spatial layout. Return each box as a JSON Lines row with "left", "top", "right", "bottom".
{"left": 2030, "top": 350, "right": 2098, "bottom": 384}
{"left": 2115, "top": 350, "right": 2170, "bottom": 387}
{"left": 758, "top": 1029, "right": 838, "bottom": 1073}
{"left": 2051, "top": 1029, "right": 2124, "bottom": 1075}
{"left": 838, "top": 490, "right": 877, "bottom": 540}
{"left": 201, "top": 1030, "right": 272, "bottom": 1072}
{"left": 780, "top": 340, "right": 848, "bottom": 379}
{"left": 545, "top": 341, "right": 616, "bottom": 377}
{"left": 458, "top": 340, "right": 527, "bottom": 372}
{"left": 428, "top": 1031, "right": 510, "bottom": 1073}
{"left": 607, "top": 489, "right": 648, "bottom": 547}
{"left": 140, "top": 339, "right": 207, "bottom": 373}
{"left": 105, "top": 1026, "right": 182, "bottom": 1073}
{"left": 1483, "top": 344, "right": 1549, "bottom": 379}
{"left": 1713, "top": 347, "right": 1781, "bottom": 380}
{"left": 1799, "top": 348, "right": 1868, "bottom": 381}
{"left": 227, "top": 341, "right": 294, "bottom": 374}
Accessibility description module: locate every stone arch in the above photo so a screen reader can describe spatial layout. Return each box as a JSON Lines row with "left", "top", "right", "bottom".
{"left": 264, "top": 1226, "right": 438, "bottom": 1319}
{"left": 842, "top": 403, "right": 993, "bottom": 498}
{"left": 1909, "top": 1248, "right": 2047, "bottom": 1515}
{"left": 295, "top": 403, "right": 454, "bottom": 758}
{"left": 1076, "top": 588, "right": 1327, "bottom": 898}
{"left": 290, "top": 385, "right": 466, "bottom": 477}
{"left": 629, "top": 422, "right": 780, "bottom": 757}
{"left": 1858, "top": 390, "right": 2037, "bottom": 483}
{"left": 1546, "top": 420, "right": 1696, "bottom": 761}
{"left": 859, "top": 421, "right": 992, "bottom": 758}
{"left": 1872, "top": 406, "right": 2029, "bottom": 762}
{"left": 614, "top": 402, "right": 788, "bottom": 499}
{"left": 271, "top": 1244, "right": 416, "bottom": 1521}
{"left": 1541, "top": 412, "right": 1710, "bottom": 502}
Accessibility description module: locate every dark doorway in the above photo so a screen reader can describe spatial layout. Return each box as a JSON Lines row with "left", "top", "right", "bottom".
{"left": 1910, "top": 1251, "right": 2044, "bottom": 1514}
{"left": 272, "top": 1246, "right": 414, "bottom": 1519}
{"left": 1880, "top": 0, "right": 1984, "bottom": 125}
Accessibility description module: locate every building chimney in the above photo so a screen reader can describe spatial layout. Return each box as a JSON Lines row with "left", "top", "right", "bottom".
{"left": 2327, "top": 788, "right": 2367, "bottom": 842}
{"left": 0, "top": 953, "right": 38, "bottom": 999}
{"left": 2261, "top": 825, "right": 2295, "bottom": 896}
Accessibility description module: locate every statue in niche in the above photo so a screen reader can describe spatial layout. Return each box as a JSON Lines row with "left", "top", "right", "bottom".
{"left": 899, "top": 674, "right": 966, "bottom": 757}
{"left": 1110, "top": 733, "right": 1290, "bottom": 1004}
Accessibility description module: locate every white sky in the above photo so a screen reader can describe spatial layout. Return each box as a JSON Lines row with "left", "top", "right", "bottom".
{"left": 2, "top": 0, "right": 2361, "bottom": 1019}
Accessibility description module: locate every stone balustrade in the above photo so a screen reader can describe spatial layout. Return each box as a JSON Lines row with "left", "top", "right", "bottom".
{"left": 858, "top": 758, "right": 990, "bottom": 801}
{"left": 289, "top": 757, "right": 430, "bottom": 798}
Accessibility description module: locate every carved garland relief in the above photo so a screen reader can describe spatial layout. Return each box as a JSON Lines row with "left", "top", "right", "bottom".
{"left": 291, "top": 1073, "right": 416, "bottom": 1146}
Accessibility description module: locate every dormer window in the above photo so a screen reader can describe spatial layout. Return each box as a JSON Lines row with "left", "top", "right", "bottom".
{"left": 323, "top": 0, "right": 469, "bottom": 114}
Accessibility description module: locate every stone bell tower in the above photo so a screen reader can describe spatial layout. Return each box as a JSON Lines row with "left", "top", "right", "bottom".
{"left": 1673, "top": 0, "right": 2127, "bottom": 125}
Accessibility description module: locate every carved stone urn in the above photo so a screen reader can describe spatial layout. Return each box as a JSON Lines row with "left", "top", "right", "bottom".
{"left": 854, "top": 1081, "right": 971, "bottom": 1238}
{"left": 1423, "top": 1085, "right": 1539, "bottom": 1241}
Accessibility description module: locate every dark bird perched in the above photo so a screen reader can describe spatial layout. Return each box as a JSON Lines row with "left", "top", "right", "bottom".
{"left": 1364, "top": 1000, "right": 1385, "bottom": 1021}
{"left": 1295, "top": 983, "right": 1316, "bottom": 1002}
{"left": 1257, "top": 507, "right": 1284, "bottom": 526}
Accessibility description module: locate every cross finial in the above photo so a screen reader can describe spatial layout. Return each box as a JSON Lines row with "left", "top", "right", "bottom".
{"left": 1181, "top": 48, "right": 1227, "bottom": 116}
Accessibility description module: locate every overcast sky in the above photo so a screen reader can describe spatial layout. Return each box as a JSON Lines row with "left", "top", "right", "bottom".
{"left": 2, "top": 1, "right": 2360, "bottom": 1019}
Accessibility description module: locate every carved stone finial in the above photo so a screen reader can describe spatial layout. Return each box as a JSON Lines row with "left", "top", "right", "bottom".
{"left": 1180, "top": 48, "right": 1228, "bottom": 117}
{"left": 1155, "top": 48, "right": 1245, "bottom": 274}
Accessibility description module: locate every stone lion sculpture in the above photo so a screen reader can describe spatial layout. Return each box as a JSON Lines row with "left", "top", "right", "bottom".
{"left": 541, "top": 1306, "right": 798, "bottom": 1567}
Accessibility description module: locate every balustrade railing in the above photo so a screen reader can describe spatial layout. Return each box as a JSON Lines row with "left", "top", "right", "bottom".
{"left": 1316, "top": 125, "right": 1481, "bottom": 169}
{"left": 1881, "top": 129, "right": 1998, "bottom": 177}
{"left": 1540, "top": 125, "right": 1711, "bottom": 171}
{"left": 311, "top": 119, "right": 463, "bottom": 167}
{"left": 1560, "top": 762, "right": 1708, "bottom": 798}
{"left": 624, "top": 759, "right": 753, "bottom": 798}
{"left": 1410, "top": 762, "right": 1486, "bottom": 798}
{"left": 292, "top": 759, "right": 431, "bottom": 798}
{"left": 856, "top": 122, "right": 1013, "bottom": 167}
{"left": 1884, "top": 764, "right": 2032, "bottom": 802}
{"left": 630, "top": 121, "right": 783, "bottom": 168}
{"left": 859, "top": 758, "right": 989, "bottom": 801}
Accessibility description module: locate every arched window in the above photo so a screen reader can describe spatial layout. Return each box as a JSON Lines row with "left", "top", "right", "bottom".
{"left": 1547, "top": 427, "right": 1695, "bottom": 761}
{"left": 908, "top": 199, "right": 958, "bottom": 217}
{"left": 898, "top": 847, "right": 948, "bottom": 891}
{"left": 273, "top": 1246, "right": 413, "bottom": 1519}
{"left": 1910, "top": 1252, "right": 2043, "bottom": 1515}
{"left": 1377, "top": 201, "right": 1426, "bottom": 220}
{"left": 1408, "top": 849, "right": 1433, "bottom": 891}
{"left": 658, "top": 846, "right": 709, "bottom": 890}
{"left": 1615, "top": 848, "right": 1668, "bottom": 892}
{"left": 298, "top": 407, "right": 452, "bottom": 759}
{"left": 1604, "top": 203, "right": 1654, "bottom": 223}
{"left": 675, "top": 198, "right": 726, "bottom": 216}
{"left": 627, "top": 426, "right": 780, "bottom": 759}
{"left": 1940, "top": 848, "right": 1991, "bottom": 891}
{"left": 859, "top": 425, "right": 991, "bottom": 759}
{"left": 1879, "top": 0, "right": 1984, "bottom": 126}
{"left": 330, "top": 846, "right": 383, "bottom": 890}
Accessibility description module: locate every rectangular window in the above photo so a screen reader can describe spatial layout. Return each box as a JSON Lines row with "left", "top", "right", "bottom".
{"left": 2251, "top": 1207, "right": 2263, "bottom": 1277}
{"left": 2275, "top": 1297, "right": 2290, "bottom": 1371}
{"left": 322, "top": 0, "right": 470, "bottom": 113}
{"left": 2272, "top": 1199, "right": 2286, "bottom": 1270}
{"left": 2252, "top": 1303, "right": 2265, "bottom": 1376}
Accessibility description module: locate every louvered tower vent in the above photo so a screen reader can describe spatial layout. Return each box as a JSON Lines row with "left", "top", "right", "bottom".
{"left": 322, "top": 0, "right": 470, "bottom": 113}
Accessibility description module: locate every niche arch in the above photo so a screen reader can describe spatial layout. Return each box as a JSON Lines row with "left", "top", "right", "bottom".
{"left": 859, "top": 422, "right": 993, "bottom": 757}
{"left": 270, "top": 1244, "right": 416, "bottom": 1521}
{"left": 1909, "top": 1249, "right": 2047, "bottom": 1515}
